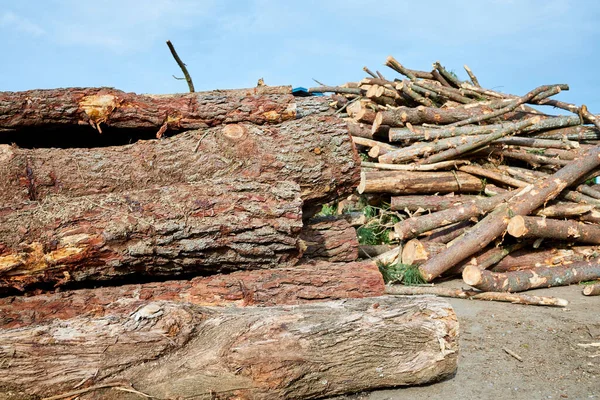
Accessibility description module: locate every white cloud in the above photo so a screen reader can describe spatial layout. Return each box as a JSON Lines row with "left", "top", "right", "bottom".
{"left": 0, "top": 11, "right": 45, "bottom": 36}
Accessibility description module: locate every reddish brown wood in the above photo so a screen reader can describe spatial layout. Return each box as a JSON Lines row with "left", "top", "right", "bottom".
{"left": 390, "top": 195, "right": 482, "bottom": 212}
{"left": 0, "top": 180, "right": 304, "bottom": 291}
{"left": 0, "top": 260, "right": 384, "bottom": 329}
{"left": 300, "top": 216, "right": 359, "bottom": 262}
{"left": 463, "top": 259, "right": 600, "bottom": 292}
{"left": 0, "top": 296, "right": 458, "bottom": 399}
{"left": 0, "top": 115, "right": 361, "bottom": 210}
{"left": 0, "top": 86, "right": 297, "bottom": 132}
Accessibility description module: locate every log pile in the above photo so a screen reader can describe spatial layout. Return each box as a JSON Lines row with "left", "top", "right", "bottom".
{"left": 0, "top": 85, "right": 458, "bottom": 398}
{"left": 312, "top": 55, "right": 600, "bottom": 295}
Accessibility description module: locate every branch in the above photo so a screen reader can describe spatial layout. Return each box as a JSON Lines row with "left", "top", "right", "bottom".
{"left": 166, "top": 40, "right": 195, "bottom": 93}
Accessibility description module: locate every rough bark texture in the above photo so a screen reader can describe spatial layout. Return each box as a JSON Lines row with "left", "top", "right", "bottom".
{"left": 390, "top": 194, "right": 482, "bottom": 212}
{"left": 418, "top": 144, "right": 600, "bottom": 281}
{"left": 0, "top": 296, "right": 458, "bottom": 400}
{"left": 358, "top": 171, "right": 484, "bottom": 195}
{"left": 491, "top": 246, "right": 600, "bottom": 272}
{"left": 0, "top": 115, "right": 360, "bottom": 211}
{"left": 507, "top": 215, "right": 600, "bottom": 244}
{"left": 0, "top": 180, "right": 304, "bottom": 291}
{"left": 0, "top": 260, "right": 385, "bottom": 329}
{"left": 463, "top": 259, "right": 600, "bottom": 292}
{"left": 299, "top": 216, "right": 359, "bottom": 262}
{"left": 0, "top": 86, "right": 298, "bottom": 132}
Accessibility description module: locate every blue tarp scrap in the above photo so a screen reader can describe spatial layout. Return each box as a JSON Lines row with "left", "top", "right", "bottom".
{"left": 292, "top": 87, "right": 323, "bottom": 97}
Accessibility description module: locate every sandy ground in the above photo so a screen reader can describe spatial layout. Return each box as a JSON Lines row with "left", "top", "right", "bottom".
{"left": 336, "top": 281, "right": 600, "bottom": 400}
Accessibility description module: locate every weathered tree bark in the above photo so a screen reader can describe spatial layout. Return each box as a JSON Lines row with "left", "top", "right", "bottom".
{"left": 0, "top": 260, "right": 385, "bottom": 329}
{"left": 491, "top": 246, "right": 600, "bottom": 272}
{"left": 300, "top": 216, "right": 359, "bottom": 262}
{"left": 421, "top": 221, "right": 472, "bottom": 243}
{"left": 362, "top": 160, "right": 469, "bottom": 172}
{"left": 393, "top": 192, "right": 513, "bottom": 241}
{"left": 457, "top": 165, "right": 528, "bottom": 188}
{"left": 358, "top": 171, "right": 484, "bottom": 195}
{"left": 401, "top": 239, "right": 447, "bottom": 266}
{"left": 583, "top": 283, "right": 600, "bottom": 296}
{"left": 0, "top": 115, "right": 361, "bottom": 211}
{"left": 418, "top": 144, "right": 600, "bottom": 281}
{"left": 358, "top": 244, "right": 395, "bottom": 258}
{"left": 0, "top": 180, "right": 304, "bottom": 291}
{"left": 385, "top": 285, "right": 568, "bottom": 307}
{"left": 463, "top": 259, "right": 600, "bottom": 292}
{"left": 378, "top": 135, "right": 479, "bottom": 164}
{"left": 507, "top": 216, "right": 600, "bottom": 244}
{"left": 535, "top": 202, "right": 595, "bottom": 218}
{"left": 448, "top": 242, "right": 526, "bottom": 275}
{"left": 0, "top": 296, "right": 458, "bottom": 399}
{"left": 0, "top": 87, "right": 298, "bottom": 132}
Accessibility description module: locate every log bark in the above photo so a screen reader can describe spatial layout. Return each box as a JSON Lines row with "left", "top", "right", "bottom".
{"left": 358, "top": 171, "right": 484, "bottom": 195}
{"left": 507, "top": 216, "right": 600, "bottom": 244}
{"left": 421, "top": 221, "right": 472, "bottom": 243}
{"left": 385, "top": 285, "right": 568, "bottom": 307}
{"left": 0, "top": 296, "right": 458, "bottom": 399}
{"left": 463, "top": 259, "right": 600, "bottom": 292}
{"left": 390, "top": 194, "right": 482, "bottom": 212}
{"left": 300, "top": 216, "right": 359, "bottom": 262}
{"left": 535, "top": 202, "right": 595, "bottom": 218}
{"left": 0, "top": 87, "right": 297, "bottom": 132}
{"left": 418, "top": 144, "right": 600, "bottom": 281}
{"left": 491, "top": 246, "right": 600, "bottom": 272}
{"left": 379, "top": 135, "right": 479, "bottom": 164}
{"left": 0, "top": 260, "right": 385, "bottom": 329}
{"left": 393, "top": 191, "right": 513, "bottom": 241}
{"left": 0, "top": 180, "right": 304, "bottom": 291}
{"left": 0, "top": 115, "right": 361, "bottom": 211}
{"left": 448, "top": 242, "right": 526, "bottom": 275}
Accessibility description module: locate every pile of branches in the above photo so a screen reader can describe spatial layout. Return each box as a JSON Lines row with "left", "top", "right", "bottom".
{"left": 312, "top": 56, "right": 600, "bottom": 300}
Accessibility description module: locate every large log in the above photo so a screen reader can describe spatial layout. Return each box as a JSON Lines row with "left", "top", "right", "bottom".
{"left": 0, "top": 114, "right": 361, "bottom": 211}
{"left": 0, "top": 86, "right": 298, "bottom": 133}
{"left": 299, "top": 216, "right": 359, "bottom": 262}
{"left": 491, "top": 246, "right": 600, "bottom": 272}
{"left": 358, "top": 170, "right": 484, "bottom": 195}
{"left": 0, "top": 180, "right": 304, "bottom": 291}
{"left": 0, "top": 260, "right": 385, "bottom": 329}
{"left": 0, "top": 296, "right": 458, "bottom": 399}
{"left": 507, "top": 215, "right": 600, "bottom": 244}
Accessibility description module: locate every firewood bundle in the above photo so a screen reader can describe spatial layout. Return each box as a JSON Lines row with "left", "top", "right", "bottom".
{"left": 311, "top": 56, "right": 600, "bottom": 295}
{"left": 0, "top": 86, "right": 459, "bottom": 398}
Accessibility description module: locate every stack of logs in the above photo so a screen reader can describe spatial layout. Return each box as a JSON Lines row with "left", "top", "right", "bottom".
{"left": 0, "top": 86, "right": 458, "bottom": 399}
{"left": 311, "top": 56, "right": 600, "bottom": 299}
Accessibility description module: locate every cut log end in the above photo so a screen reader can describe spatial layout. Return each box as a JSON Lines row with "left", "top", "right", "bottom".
{"left": 357, "top": 171, "right": 367, "bottom": 194}
{"left": 583, "top": 283, "right": 600, "bottom": 296}
{"left": 221, "top": 123, "right": 247, "bottom": 140}
{"left": 462, "top": 264, "right": 484, "bottom": 286}
{"left": 507, "top": 215, "right": 528, "bottom": 237}
{"left": 372, "top": 112, "right": 384, "bottom": 134}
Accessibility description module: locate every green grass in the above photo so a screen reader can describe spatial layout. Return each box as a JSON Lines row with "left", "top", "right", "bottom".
{"left": 378, "top": 261, "right": 426, "bottom": 285}
{"left": 316, "top": 203, "right": 338, "bottom": 217}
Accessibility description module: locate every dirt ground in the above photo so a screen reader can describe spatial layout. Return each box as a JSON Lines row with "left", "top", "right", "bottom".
{"left": 337, "top": 280, "right": 600, "bottom": 400}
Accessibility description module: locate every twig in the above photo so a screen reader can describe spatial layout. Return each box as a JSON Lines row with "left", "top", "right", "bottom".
{"left": 193, "top": 131, "right": 211, "bottom": 153}
{"left": 463, "top": 64, "right": 481, "bottom": 87}
{"left": 363, "top": 66, "right": 378, "bottom": 78}
{"left": 503, "top": 347, "right": 523, "bottom": 362}
{"left": 166, "top": 40, "right": 195, "bottom": 93}
{"left": 41, "top": 382, "right": 124, "bottom": 400}
{"left": 312, "top": 78, "right": 327, "bottom": 86}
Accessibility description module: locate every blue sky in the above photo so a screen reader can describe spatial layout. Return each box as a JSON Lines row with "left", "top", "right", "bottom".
{"left": 1, "top": 0, "right": 599, "bottom": 112}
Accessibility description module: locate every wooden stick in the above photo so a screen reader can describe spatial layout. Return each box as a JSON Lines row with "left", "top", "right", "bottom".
{"left": 380, "top": 135, "right": 488, "bottom": 164}
{"left": 358, "top": 171, "right": 484, "bottom": 195}
{"left": 492, "top": 246, "right": 600, "bottom": 272}
{"left": 458, "top": 165, "right": 529, "bottom": 188}
{"left": 308, "top": 86, "right": 364, "bottom": 95}
{"left": 363, "top": 66, "right": 378, "bottom": 78}
{"left": 433, "top": 61, "right": 463, "bottom": 87}
{"left": 418, "top": 144, "right": 600, "bottom": 281}
{"left": 385, "top": 285, "right": 568, "bottom": 307}
{"left": 503, "top": 347, "right": 524, "bottom": 362}
{"left": 463, "top": 64, "right": 481, "bottom": 87}
{"left": 166, "top": 40, "right": 195, "bottom": 92}
{"left": 583, "top": 283, "right": 600, "bottom": 296}
{"left": 390, "top": 194, "right": 483, "bottom": 212}
{"left": 507, "top": 216, "right": 600, "bottom": 244}
{"left": 463, "top": 259, "right": 600, "bottom": 292}
{"left": 385, "top": 55, "right": 416, "bottom": 80}
{"left": 362, "top": 160, "right": 469, "bottom": 172}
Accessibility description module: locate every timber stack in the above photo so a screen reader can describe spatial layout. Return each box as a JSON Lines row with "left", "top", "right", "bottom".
{"left": 310, "top": 55, "right": 600, "bottom": 298}
{"left": 0, "top": 85, "right": 458, "bottom": 399}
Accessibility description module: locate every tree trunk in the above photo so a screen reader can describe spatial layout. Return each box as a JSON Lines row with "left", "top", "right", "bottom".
{"left": 0, "top": 180, "right": 304, "bottom": 292}
{"left": 491, "top": 246, "right": 599, "bottom": 272}
{"left": 390, "top": 194, "right": 483, "bottom": 212}
{"left": 0, "top": 260, "right": 385, "bottom": 329}
{"left": 358, "top": 171, "right": 484, "bottom": 195}
{"left": 300, "top": 216, "right": 359, "bottom": 262}
{"left": 418, "top": 144, "right": 600, "bottom": 281}
{"left": 507, "top": 215, "right": 600, "bottom": 244}
{"left": 0, "top": 86, "right": 299, "bottom": 132}
{"left": 463, "top": 259, "right": 600, "bottom": 292}
{"left": 0, "top": 115, "right": 361, "bottom": 211}
{"left": 0, "top": 296, "right": 458, "bottom": 400}
{"left": 401, "top": 239, "right": 447, "bottom": 266}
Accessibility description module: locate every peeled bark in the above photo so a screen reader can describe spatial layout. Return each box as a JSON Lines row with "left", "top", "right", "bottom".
{"left": 507, "top": 215, "right": 600, "bottom": 244}
{"left": 0, "top": 260, "right": 385, "bottom": 329}
{"left": 0, "top": 296, "right": 458, "bottom": 399}
{"left": 0, "top": 180, "right": 304, "bottom": 291}
{"left": 491, "top": 246, "right": 600, "bottom": 272}
{"left": 463, "top": 260, "right": 600, "bottom": 292}
{"left": 0, "top": 115, "right": 360, "bottom": 211}
{"left": 401, "top": 239, "right": 447, "bottom": 266}
{"left": 0, "top": 86, "right": 297, "bottom": 132}
{"left": 358, "top": 171, "right": 484, "bottom": 195}
{"left": 300, "top": 216, "right": 359, "bottom": 262}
